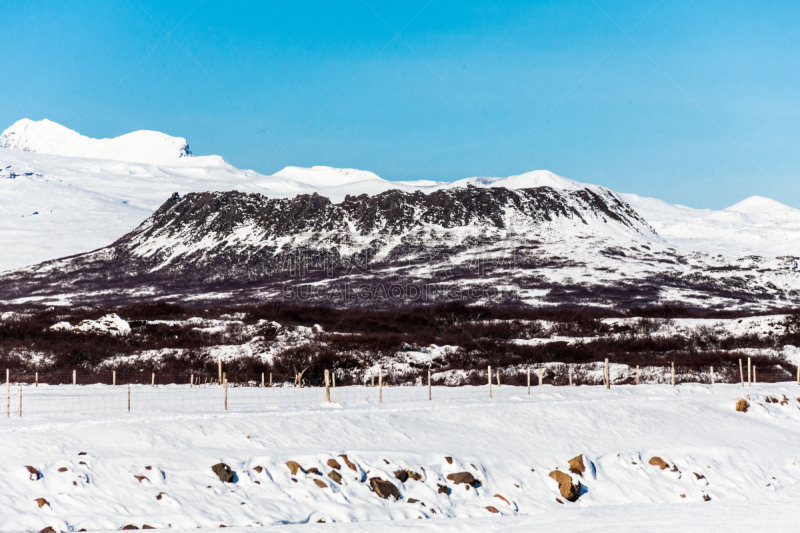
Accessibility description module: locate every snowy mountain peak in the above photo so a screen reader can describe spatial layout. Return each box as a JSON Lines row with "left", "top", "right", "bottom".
{"left": 725, "top": 195, "right": 798, "bottom": 215}
{"left": 0, "top": 118, "right": 192, "bottom": 163}
{"left": 273, "top": 165, "right": 385, "bottom": 187}
{"left": 459, "top": 169, "right": 591, "bottom": 191}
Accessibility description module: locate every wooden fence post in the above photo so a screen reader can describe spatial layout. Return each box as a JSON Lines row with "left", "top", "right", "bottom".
{"left": 568, "top": 366, "right": 573, "bottom": 387}
{"left": 35, "top": 372, "right": 38, "bottom": 387}
{"left": 73, "top": 370, "right": 76, "bottom": 386}
{"left": 332, "top": 372, "right": 336, "bottom": 388}
{"left": 261, "top": 372, "right": 264, "bottom": 388}
{"left": 747, "top": 357, "right": 752, "bottom": 386}
{"left": 224, "top": 379, "right": 228, "bottom": 411}
{"left": 537, "top": 367, "right": 543, "bottom": 386}
{"left": 710, "top": 366, "right": 714, "bottom": 385}
{"left": 324, "top": 369, "right": 331, "bottom": 403}
{"left": 269, "top": 373, "right": 272, "bottom": 387}
{"left": 6, "top": 380, "right": 10, "bottom": 418}
{"left": 488, "top": 365, "right": 492, "bottom": 398}
{"left": 112, "top": 370, "right": 116, "bottom": 386}
{"left": 151, "top": 373, "right": 155, "bottom": 387}
{"left": 218, "top": 359, "right": 223, "bottom": 386}
{"left": 127, "top": 385, "right": 131, "bottom": 412}
{"left": 378, "top": 367, "right": 383, "bottom": 403}
{"left": 635, "top": 365, "right": 640, "bottom": 385}
{"left": 527, "top": 367, "right": 530, "bottom": 395}
{"left": 18, "top": 385, "right": 21, "bottom": 417}
{"left": 671, "top": 362, "right": 675, "bottom": 387}
{"left": 605, "top": 358, "right": 610, "bottom": 389}
{"left": 427, "top": 369, "right": 431, "bottom": 401}
{"left": 739, "top": 359, "right": 744, "bottom": 387}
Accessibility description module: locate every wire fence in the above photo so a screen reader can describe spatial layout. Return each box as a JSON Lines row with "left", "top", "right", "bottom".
{"left": 1, "top": 358, "right": 798, "bottom": 421}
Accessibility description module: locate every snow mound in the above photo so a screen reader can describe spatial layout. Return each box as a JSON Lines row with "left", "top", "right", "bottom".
{"left": 49, "top": 313, "right": 131, "bottom": 336}
{"left": 0, "top": 118, "right": 192, "bottom": 163}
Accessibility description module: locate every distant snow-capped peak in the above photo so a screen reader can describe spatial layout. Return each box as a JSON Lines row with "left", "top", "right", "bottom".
{"left": 272, "top": 165, "right": 385, "bottom": 187}
{"left": 457, "top": 169, "right": 591, "bottom": 191}
{"left": 0, "top": 118, "right": 192, "bottom": 164}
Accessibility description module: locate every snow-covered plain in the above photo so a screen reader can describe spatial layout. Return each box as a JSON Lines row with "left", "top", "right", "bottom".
{"left": 2, "top": 382, "right": 800, "bottom": 531}
{"left": 3, "top": 119, "right": 800, "bottom": 272}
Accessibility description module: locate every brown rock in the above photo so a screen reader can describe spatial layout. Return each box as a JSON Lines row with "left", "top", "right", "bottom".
{"left": 327, "top": 459, "right": 341, "bottom": 470}
{"left": 494, "top": 493, "right": 510, "bottom": 505}
{"left": 568, "top": 455, "right": 586, "bottom": 476}
{"left": 394, "top": 469, "right": 409, "bottom": 483}
{"left": 286, "top": 461, "right": 303, "bottom": 475}
{"left": 703, "top": 493, "right": 711, "bottom": 501}
{"left": 548, "top": 470, "right": 581, "bottom": 502}
{"left": 736, "top": 398, "right": 749, "bottom": 412}
{"left": 369, "top": 477, "right": 400, "bottom": 500}
{"left": 58, "top": 467, "right": 68, "bottom": 473}
{"left": 408, "top": 498, "right": 419, "bottom": 504}
{"left": 339, "top": 454, "right": 357, "bottom": 472}
{"left": 313, "top": 479, "right": 328, "bottom": 489}
{"left": 145, "top": 466, "right": 152, "bottom": 470}
{"left": 253, "top": 466, "right": 263, "bottom": 473}
{"left": 486, "top": 506, "right": 500, "bottom": 513}
{"left": 35, "top": 497, "right": 49, "bottom": 508}
{"left": 693, "top": 472, "right": 706, "bottom": 480}
{"left": 446, "top": 472, "right": 476, "bottom": 485}
{"left": 40, "top": 528, "right": 56, "bottom": 533}
{"left": 211, "top": 463, "right": 233, "bottom": 483}
{"left": 121, "top": 526, "right": 138, "bottom": 530}
{"left": 445, "top": 456, "right": 453, "bottom": 464}
{"left": 328, "top": 470, "right": 342, "bottom": 484}
{"left": 142, "top": 526, "right": 155, "bottom": 530}
{"left": 648, "top": 457, "right": 669, "bottom": 470}
{"left": 156, "top": 492, "right": 166, "bottom": 500}
{"left": 407, "top": 470, "right": 422, "bottom": 481}
{"left": 134, "top": 475, "right": 148, "bottom": 483}
{"left": 306, "top": 467, "right": 321, "bottom": 476}
{"left": 25, "top": 465, "right": 42, "bottom": 480}
{"left": 437, "top": 483, "right": 449, "bottom": 495}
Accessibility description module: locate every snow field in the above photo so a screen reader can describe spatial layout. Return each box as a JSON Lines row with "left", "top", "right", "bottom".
{"left": 2, "top": 382, "right": 800, "bottom": 531}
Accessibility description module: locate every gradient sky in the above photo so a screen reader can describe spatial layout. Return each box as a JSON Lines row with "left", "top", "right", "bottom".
{"left": 2, "top": 0, "right": 799, "bottom": 208}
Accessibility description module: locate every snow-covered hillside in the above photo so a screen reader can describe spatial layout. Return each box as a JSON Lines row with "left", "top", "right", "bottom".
{"left": 2, "top": 382, "right": 800, "bottom": 531}
{"left": 2, "top": 118, "right": 800, "bottom": 274}
{"left": 623, "top": 193, "right": 800, "bottom": 258}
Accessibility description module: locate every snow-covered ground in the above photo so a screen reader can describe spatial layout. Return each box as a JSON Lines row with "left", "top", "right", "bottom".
{"left": 2, "top": 382, "right": 800, "bottom": 531}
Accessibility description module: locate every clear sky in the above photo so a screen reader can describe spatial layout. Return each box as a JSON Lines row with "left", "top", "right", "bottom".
{"left": 2, "top": 0, "right": 799, "bottom": 208}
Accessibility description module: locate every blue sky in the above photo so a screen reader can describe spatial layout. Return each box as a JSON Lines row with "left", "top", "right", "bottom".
{"left": 2, "top": 0, "right": 799, "bottom": 208}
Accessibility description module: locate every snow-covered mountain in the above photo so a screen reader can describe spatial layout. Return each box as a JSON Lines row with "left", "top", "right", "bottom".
{"left": 0, "top": 118, "right": 192, "bottom": 163}
{"left": 1, "top": 118, "right": 799, "bottom": 310}
{"left": 622, "top": 193, "right": 800, "bottom": 258}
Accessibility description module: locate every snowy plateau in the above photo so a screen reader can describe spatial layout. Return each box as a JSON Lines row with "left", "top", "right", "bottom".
{"left": 3, "top": 119, "right": 800, "bottom": 532}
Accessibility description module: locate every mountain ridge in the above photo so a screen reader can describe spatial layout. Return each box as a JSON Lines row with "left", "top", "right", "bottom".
{"left": 2, "top": 118, "right": 800, "bottom": 275}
